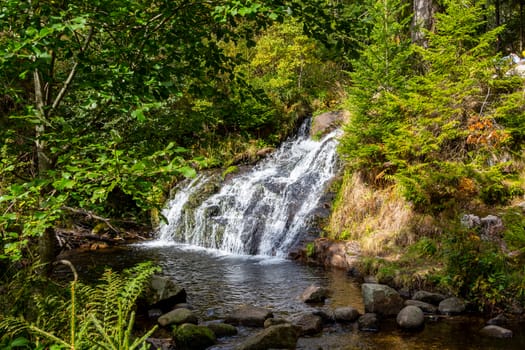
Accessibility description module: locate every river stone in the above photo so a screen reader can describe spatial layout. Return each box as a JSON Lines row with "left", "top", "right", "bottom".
{"left": 396, "top": 305, "right": 425, "bottom": 330}
{"left": 361, "top": 283, "right": 404, "bottom": 316}
{"left": 480, "top": 325, "right": 513, "bottom": 338}
{"left": 310, "top": 110, "right": 349, "bottom": 137}
{"left": 404, "top": 300, "right": 437, "bottom": 314}
{"left": 264, "top": 318, "right": 289, "bottom": 328}
{"left": 173, "top": 323, "right": 216, "bottom": 350}
{"left": 235, "top": 324, "right": 300, "bottom": 350}
{"left": 411, "top": 290, "right": 446, "bottom": 305}
{"left": 300, "top": 284, "right": 330, "bottom": 303}
{"left": 224, "top": 305, "right": 273, "bottom": 327}
{"left": 438, "top": 297, "right": 466, "bottom": 315}
{"left": 205, "top": 322, "right": 238, "bottom": 337}
{"left": 158, "top": 308, "right": 198, "bottom": 327}
{"left": 291, "top": 313, "right": 324, "bottom": 335}
{"left": 145, "top": 275, "right": 187, "bottom": 312}
{"left": 487, "top": 313, "right": 509, "bottom": 326}
{"left": 358, "top": 313, "right": 379, "bottom": 332}
{"left": 334, "top": 306, "right": 360, "bottom": 323}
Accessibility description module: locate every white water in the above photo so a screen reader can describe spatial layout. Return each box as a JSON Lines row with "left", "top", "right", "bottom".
{"left": 156, "top": 121, "right": 341, "bottom": 257}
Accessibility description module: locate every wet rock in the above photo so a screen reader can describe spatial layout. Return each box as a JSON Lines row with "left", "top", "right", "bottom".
{"left": 205, "top": 322, "right": 238, "bottom": 338}
{"left": 291, "top": 313, "right": 324, "bottom": 335}
{"left": 300, "top": 284, "right": 330, "bottom": 304}
{"left": 334, "top": 306, "right": 360, "bottom": 323}
{"left": 158, "top": 308, "right": 198, "bottom": 327}
{"left": 404, "top": 300, "right": 437, "bottom": 314}
{"left": 224, "top": 305, "right": 273, "bottom": 327}
{"left": 396, "top": 305, "right": 425, "bottom": 330}
{"left": 358, "top": 313, "right": 379, "bottom": 332}
{"left": 363, "top": 276, "right": 378, "bottom": 284}
{"left": 480, "top": 325, "right": 513, "bottom": 338}
{"left": 361, "top": 283, "right": 403, "bottom": 316}
{"left": 487, "top": 314, "right": 509, "bottom": 326}
{"left": 235, "top": 324, "right": 299, "bottom": 350}
{"left": 145, "top": 338, "right": 175, "bottom": 350}
{"left": 144, "top": 275, "right": 187, "bottom": 312}
{"left": 310, "top": 110, "right": 349, "bottom": 138}
{"left": 438, "top": 297, "right": 466, "bottom": 315}
{"left": 312, "top": 309, "right": 335, "bottom": 323}
{"left": 411, "top": 290, "right": 446, "bottom": 305}
{"left": 173, "top": 323, "right": 216, "bottom": 350}
{"left": 264, "top": 318, "right": 289, "bottom": 328}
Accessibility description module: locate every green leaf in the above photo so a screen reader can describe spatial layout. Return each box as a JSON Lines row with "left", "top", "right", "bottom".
{"left": 178, "top": 166, "right": 196, "bottom": 178}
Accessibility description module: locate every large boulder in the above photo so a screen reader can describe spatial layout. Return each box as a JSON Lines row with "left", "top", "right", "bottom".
{"left": 224, "top": 305, "right": 273, "bottom": 327}
{"left": 235, "top": 324, "right": 300, "bottom": 350}
{"left": 300, "top": 284, "right": 330, "bottom": 304}
{"left": 291, "top": 313, "right": 323, "bottom": 336}
{"left": 480, "top": 325, "right": 513, "bottom": 338}
{"left": 158, "top": 308, "right": 198, "bottom": 327}
{"left": 396, "top": 306, "right": 425, "bottom": 330}
{"left": 361, "top": 283, "right": 404, "bottom": 316}
{"left": 358, "top": 313, "right": 379, "bottom": 332}
{"left": 173, "top": 323, "right": 216, "bottom": 350}
{"left": 334, "top": 306, "right": 360, "bottom": 323}
{"left": 411, "top": 290, "right": 446, "bottom": 305}
{"left": 310, "top": 110, "right": 350, "bottom": 138}
{"left": 438, "top": 297, "right": 466, "bottom": 315}
{"left": 144, "top": 275, "right": 187, "bottom": 312}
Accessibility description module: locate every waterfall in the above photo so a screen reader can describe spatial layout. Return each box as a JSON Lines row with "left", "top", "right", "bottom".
{"left": 156, "top": 120, "right": 341, "bottom": 257}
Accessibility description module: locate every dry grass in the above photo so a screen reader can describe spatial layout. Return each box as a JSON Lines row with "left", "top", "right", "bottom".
{"left": 326, "top": 171, "right": 419, "bottom": 256}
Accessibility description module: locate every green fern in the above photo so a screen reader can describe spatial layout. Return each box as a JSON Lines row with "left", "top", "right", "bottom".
{"left": 1, "top": 261, "right": 160, "bottom": 350}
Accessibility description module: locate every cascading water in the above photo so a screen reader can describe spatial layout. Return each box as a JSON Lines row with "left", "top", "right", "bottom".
{"left": 156, "top": 120, "right": 341, "bottom": 257}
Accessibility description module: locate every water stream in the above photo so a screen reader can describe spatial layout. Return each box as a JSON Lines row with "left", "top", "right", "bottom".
{"left": 58, "top": 119, "right": 525, "bottom": 349}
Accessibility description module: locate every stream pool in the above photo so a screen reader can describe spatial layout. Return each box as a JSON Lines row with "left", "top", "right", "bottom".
{"left": 57, "top": 244, "right": 525, "bottom": 350}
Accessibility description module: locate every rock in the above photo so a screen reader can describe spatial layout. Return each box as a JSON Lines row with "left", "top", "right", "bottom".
{"left": 411, "top": 291, "right": 446, "bottom": 305}
{"left": 264, "top": 318, "right": 289, "bottom": 328}
{"left": 224, "top": 305, "right": 273, "bottom": 327}
{"left": 300, "top": 284, "right": 330, "bottom": 304}
{"left": 145, "top": 338, "right": 175, "bottom": 350}
{"left": 291, "top": 313, "right": 324, "bottom": 335}
{"left": 480, "top": 325, "right": 513, "bottom": 338}
{"left": 404, "top": 300, "right": 437, "bottom": 314}
{"left": 460, "top": 214, "right": 481, "bottom": 229}
{"left": 438, "top": 297, "right": 466, "bottom": 315}
{"left": 144, "top": 275, "right": 187, "bottom": 312}
{"left": 173, "top": 323, "right": 216, "bottom": 350}
{"left": 363, "top": 276, "right": 378, "bottom": 284}
{"left": 396, "top": 306, "right": 425, "bottom": 330}
{"left": 487, "top": 314, "right": 509, "bottom": 326}
{"left": 158, "top": 308, "right": 198, "bottom": 327}
{"left": 205, "top": 322, "right": 238, "bottom": 338}
{"left": 235, "top": 324, "right": 299, "bottom": 350}
{"left": 312, "top": 309, "right": 335, "bottom": 323}
{"left": 334, "top": 306, "right": 360, "bottom": 323}
{"left": 480, "top": 215, "right": 504, "bottom": 241}
{"left": 358, "top": 313, "right": 379, "bottom": 332}
{"left": 361, "top": 283, "right": 404, "bottom": 316}
{"left": 310, "top": 110, "right": 350, "bottom": 137}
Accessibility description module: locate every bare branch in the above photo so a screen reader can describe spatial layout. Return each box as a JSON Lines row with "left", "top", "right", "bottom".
{"left": 51, "top": 26, "right": 94, "bottom": 111}
{"left": 61, "top": 205, "right": 120, "bottom": 233}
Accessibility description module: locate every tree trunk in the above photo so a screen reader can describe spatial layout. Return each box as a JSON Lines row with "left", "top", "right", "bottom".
{"left": 411, "top": 0, "right": 434, "bottom": 47}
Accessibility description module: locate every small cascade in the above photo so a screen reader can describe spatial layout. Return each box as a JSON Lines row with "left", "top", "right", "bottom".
{"left": 157, "top": 120, "right": 341, "bottom": 256}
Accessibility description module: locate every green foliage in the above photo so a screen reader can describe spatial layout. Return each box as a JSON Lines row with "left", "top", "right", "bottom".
{"left": 441, "top": 229, "right": 511, "bottom": 311}
{"left": 0, "top": 262, "right": 160, "bottom": 349}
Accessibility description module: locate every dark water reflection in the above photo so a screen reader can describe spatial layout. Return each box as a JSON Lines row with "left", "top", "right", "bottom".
{"left": 57, "top": 244, "right": 525, "bottom": 350}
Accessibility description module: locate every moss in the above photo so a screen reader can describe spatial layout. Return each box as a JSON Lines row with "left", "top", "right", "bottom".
{"left": 174, "top": 323, "right": 216, "bottom": 350}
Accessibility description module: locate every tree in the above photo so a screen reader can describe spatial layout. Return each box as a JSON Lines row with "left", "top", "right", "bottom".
{"left": 0, "top": 0, "right": 283, "bottom": 265}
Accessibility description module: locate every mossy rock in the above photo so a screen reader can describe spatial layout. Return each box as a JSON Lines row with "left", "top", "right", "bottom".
{"left": 173, "top": 323, "right": 216, "bottom": 350}
{"left": 206, "top": 322, "right": 238, "bottom": 337}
